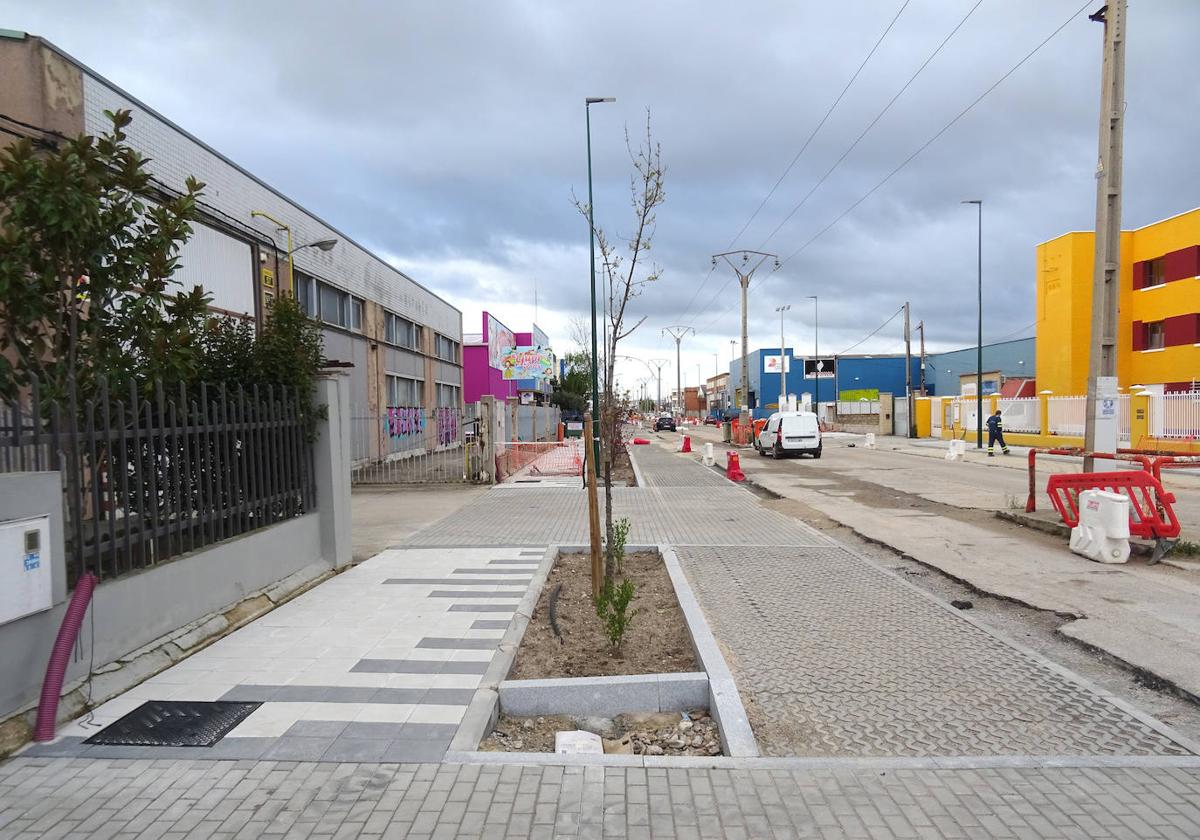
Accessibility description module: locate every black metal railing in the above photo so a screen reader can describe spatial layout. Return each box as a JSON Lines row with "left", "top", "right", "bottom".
{"left": 1, "top": 378, "right": 316, "bottom": 585}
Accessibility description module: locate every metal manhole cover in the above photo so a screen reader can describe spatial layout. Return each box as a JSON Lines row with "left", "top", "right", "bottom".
{"left": 85, "top": 700, "right": 261, "bottom": 747}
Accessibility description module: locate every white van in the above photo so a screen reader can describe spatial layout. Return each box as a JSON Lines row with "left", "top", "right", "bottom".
{"left": 755, "top": 411, "right": 822, "bottom": 458}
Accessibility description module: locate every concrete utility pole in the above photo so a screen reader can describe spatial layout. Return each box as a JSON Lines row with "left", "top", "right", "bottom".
{"left": 662, "top": 326, "right": 695, "bottom": 417}
{"left": 904, "top": 301, "right": 914, "bottom": 437}
{"left": 962, "top": 199, "right": 983, "bottom": 448}
{"left": 649, "top": 358, "right": 669, "bottom": 412}
{"left": 712, "top": 251, "right": 779, "bottom": 420}
{"left": 917, "top": 320, "right": 927, "bottom": 396}
{"left": 808, "top": 296, "right": 819, "bottom": 405}
{"left": 1083, "top": 1, "right": 1126, "bottom": 472}
{"left": 775, "top": 305, "right": 791, "bottom": 410}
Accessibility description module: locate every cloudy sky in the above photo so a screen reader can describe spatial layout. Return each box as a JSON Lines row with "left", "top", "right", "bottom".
{"left": 5, "top": 0, "right": 1198, "bottom": 396}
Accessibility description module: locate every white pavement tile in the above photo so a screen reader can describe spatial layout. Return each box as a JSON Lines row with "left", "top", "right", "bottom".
{"left": 405, "top": 705, "right": 467, "bottom": 724}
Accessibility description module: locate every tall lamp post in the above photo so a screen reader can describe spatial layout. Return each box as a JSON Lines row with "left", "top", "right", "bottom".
{"left": 808, "top": 296, "right": 819, "bottom": 406}
{"left": 250, "top": 210, "right": 336, "bottom": 294}
{"left": 962, "top": 200, "right": 983, "bottom": 448}
{"left": 775, "top": 305, "right": 791, "bottom": 410}
{"left": 585, "top": 97, "right": 615, "bottom": 465}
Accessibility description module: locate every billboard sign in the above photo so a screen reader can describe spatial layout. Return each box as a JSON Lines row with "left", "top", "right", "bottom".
{"left": 763, "top": 355, "right": 792, "bottom": 373}
{"left": 500, "top": 345, "right": 555, "bottom": 380}
{"left": 486, "top": 313, "right": 515, "bottom": 369}
{"left": 803, "top": 357, "right": 837, "bottom": 379}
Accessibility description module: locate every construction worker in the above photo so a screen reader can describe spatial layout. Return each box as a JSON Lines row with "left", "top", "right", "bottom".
{"left": 986, "top": 409, "right": 1010, "bottom": 457}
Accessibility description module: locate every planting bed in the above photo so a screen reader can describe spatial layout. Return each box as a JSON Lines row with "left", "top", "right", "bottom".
{"left": 507, "top": 550, "right": 697, "bottom": 679}
{"left": 480, "top": 710, "right": 722, "bottom": 756}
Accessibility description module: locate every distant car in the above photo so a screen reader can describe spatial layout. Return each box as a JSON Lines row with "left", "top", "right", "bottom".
{"left": 654, "top": 414, "right": 677, "bottom": 432}
{"left": 702, "top": 415, "right": 720, "bottom": 426}
{"left": 755, "top": 411, "right": 822, "bottom": 458}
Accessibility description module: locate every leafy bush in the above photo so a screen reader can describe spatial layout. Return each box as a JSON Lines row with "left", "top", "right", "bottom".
{"left": 594, "top": 577, "right": 640, "bottom": 652}
{"left": 608, "top": 517, "right": 631, "bottom": 574}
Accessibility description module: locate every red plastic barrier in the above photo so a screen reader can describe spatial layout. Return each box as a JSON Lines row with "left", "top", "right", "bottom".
{"left": 1046, "top": 470, "right": 1180, "bottom": 540}
{"left": 632, "top": 438, "right": 650, "bottom": 445}
{"left": 726, "top": 451, "right": 745, "bottom": 482}
{"left": 679, "top": 435, "right": 692, "bottom": 453}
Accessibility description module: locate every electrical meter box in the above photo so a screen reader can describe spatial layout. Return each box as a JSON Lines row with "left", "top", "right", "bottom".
{"left": 0, "top": 514, "right": 53, "bottom": 625}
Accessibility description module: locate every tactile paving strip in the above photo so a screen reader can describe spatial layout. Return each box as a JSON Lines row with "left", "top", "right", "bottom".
{"left": 85, "top": 701, "right": 261, "bottom": 747}
{"left": 677, "top": 545, "right": 1194, "bottom": 758}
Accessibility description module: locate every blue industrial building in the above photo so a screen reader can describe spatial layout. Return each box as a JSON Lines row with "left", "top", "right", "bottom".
{"left": 726, "top": 349, "right": 921, "bottom": 419}
{"left": 924, "top": 337, "right": 1035, "bottom": 396}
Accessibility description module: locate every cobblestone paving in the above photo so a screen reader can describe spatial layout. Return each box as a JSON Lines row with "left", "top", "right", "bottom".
{"left": 3, "top": 757, "right": 1200, "bottom": 839}
{"left": 679, "top": 544, "right": 1192, "bottom": 757}
{"left": 632, "top": 444, "right": 731, "bottom": 488}
{"left": 402, "top": 486, "right": 830, "bottom": 548}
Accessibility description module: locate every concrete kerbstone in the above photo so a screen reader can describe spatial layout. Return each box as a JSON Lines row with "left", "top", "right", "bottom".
{"left": 499, "top": 674, "right": 693, "bottom": 718}
{"left": 659, "top": 544, "right": 759, "bottom": 757}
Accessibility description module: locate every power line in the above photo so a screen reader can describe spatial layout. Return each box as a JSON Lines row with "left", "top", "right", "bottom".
{"left": 756, "top": 0, "right": 985, "bottom": 251}
{"left": 838, "top": 306, "right": 905, "bottom": 355}
{"left": 673, "top": 0, "right": 910, "bottom": 328}
{"left": 728, "top": 0, "right": 912, "bottom": 251}
{"left": 778, "top": 0, "right": 1093, "bottom": 269}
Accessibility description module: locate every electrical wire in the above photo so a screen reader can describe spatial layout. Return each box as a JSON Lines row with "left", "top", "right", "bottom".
{"left": 757, "top": 0, "right": 985, "bottom": 251}
{"left": 674, "top": 1, "right": 910, "bottom": 329}
{"left": 838, "top": 306, "right": 905, "bottom": 355}
{"left": 778, "top": 0, "right": 1093, "bottom": 269}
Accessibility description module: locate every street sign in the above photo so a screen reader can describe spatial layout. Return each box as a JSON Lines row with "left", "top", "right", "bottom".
{"left": 803, "top": 358, "right": 836, "bottom": 379}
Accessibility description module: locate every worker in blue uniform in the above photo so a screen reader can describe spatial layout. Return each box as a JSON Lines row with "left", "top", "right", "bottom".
{"left": 986, "top": 409, "right": 1010, "bottom": 456}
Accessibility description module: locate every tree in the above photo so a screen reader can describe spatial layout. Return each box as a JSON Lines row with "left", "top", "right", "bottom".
{"left": 550, "top": 350, "right": 591, "bottom": 413}
{"left": 577, "top": 111, "right": 666, "bottom": 577}
{"left": 0, "top": 109, "right": 209, "bottom": 402}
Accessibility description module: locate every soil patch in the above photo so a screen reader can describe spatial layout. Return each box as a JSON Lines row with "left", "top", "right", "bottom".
{"left": 508, "top": 551, "right": 698, "bottom": 679}
{"left": 481, "top": 710, "right": 721, "bottom": 756}
{"left": 610, "top": 444, "right": 636, "bottom": 486}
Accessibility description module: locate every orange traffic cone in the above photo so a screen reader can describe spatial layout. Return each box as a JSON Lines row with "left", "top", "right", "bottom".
{"left": 678, "top": 435, "right": 692, "bottom": 454}
{"left": 726, "top": 451, "right": 745, "bottom": 482}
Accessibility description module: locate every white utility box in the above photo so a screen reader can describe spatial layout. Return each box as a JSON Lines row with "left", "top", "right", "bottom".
{"left": 0, "top": 514, "right": 53, "bottom": 625}
{"left": 702, "top": 442, "right": 715, "bottom": 466}
{"left": 864, "top": 433, "right": 877, "bottom": 449}
{"left": 1069, "top": 489, "right": 1130, "bottom": 564}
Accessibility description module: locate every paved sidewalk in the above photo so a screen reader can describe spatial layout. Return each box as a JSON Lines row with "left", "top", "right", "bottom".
{"left": 4, "top": 757, "right": 1200, "bottom": 839}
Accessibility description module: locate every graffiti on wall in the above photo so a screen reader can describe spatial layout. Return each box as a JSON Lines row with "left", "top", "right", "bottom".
{"left": 383, "top": 407, "right": 459, "bottom": 447}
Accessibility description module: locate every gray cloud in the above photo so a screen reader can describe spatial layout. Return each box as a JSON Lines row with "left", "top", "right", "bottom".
{"left": 4, "top": 0, "right": 1197, "bottom": 390}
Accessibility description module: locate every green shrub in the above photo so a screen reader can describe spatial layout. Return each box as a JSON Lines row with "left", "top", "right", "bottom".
{"left": 594, "top": 577, "right": 640, "bottom": 652}
{"left": 609, "top": 517, "right": 631, "bottom": 573}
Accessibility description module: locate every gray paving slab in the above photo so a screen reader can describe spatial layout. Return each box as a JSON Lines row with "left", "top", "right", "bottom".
{"left": 471, "top": 619, "right": 511, "bottom": 629}
{"left": 385, "top": 577, "right": 533, "bottom": 585}
{"left": 351, "top": 658, "right": 490, "bottom": 675}
{"left": 677, "top": 544, "right": 1195, "bottom": 758}
{"left": 448, "top": 604, "right": 518, "bottom": 612}
{"left": 2, "top": 758, "right": 1199, "bottom": 839}
{"left": 418, "top": 637, "right": 501, "bottom": 650}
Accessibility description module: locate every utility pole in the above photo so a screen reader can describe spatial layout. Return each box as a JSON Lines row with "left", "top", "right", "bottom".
{"left": 1083, "top": 1, "right": 1126, "bottom": 472}
{"left": 962, "top": 199, "right": 983, "bottom": 448}
{"left": 904, "top": 301, "right": 914, "bottom": 437}
{"left": 649, "top": 358, "right": 669, "bottom": 412}
{"left": 713, "top": 251, "right": 779, "bottom": 420}
{"left": 917, "top": 320, "right": 926, "bottom": 397}
{"left": 775, "top": 304, "right": 791, "bottom": 410}
{"left": 808, "top": 296, "right": 819, "bottom": 406}
{"left": 662, "top": 326, "right": 695, "bottom": 418}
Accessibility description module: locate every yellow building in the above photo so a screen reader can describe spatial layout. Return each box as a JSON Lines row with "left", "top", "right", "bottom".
{"left": 1036, "top": 208, "right": 1200, "bottom": 395}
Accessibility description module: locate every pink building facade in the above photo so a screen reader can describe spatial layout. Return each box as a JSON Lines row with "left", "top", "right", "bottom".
{"left": 463, "top": 313, "right": 554, "bottom": 405}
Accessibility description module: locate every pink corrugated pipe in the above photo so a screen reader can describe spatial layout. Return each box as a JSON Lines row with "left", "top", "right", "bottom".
{"left": 33, "top": 571, "right": 98, "bottom": 742}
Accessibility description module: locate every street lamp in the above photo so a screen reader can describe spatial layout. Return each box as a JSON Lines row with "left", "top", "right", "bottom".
{"left": 808, "top": 296, "right": 819, "bottom": 405}
{"left": 962, "top": 199, "right": 983, "bottom": 448}
{"left": 775, "top": 304, "right": 791, "bottom": 410}
{"left": 586, "top": 96, "right": 615, "bottom": 465}
{"left": 250, "top": 210, "right": 338, "bottom": 294}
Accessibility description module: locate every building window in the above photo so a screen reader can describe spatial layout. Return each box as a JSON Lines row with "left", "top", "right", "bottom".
{"left": 386, "top": 374, "right": 423, "bottom": 407}
{"left": 1146, "top": 320, "right": 1165, "bottom": 350}
{"left": 436, "top": 383, "right": 460, "bottom": 407}
{"left": 351, "top": 298, "right": 363, "bottom": 332}
{"left": 384, "top": 312, "right": 422, "bottom": 349}
{"left": 319, "top": 282, "right": 346, "bottom": 327}
{"left": 434, "top": 334, "right": 459, "bottom": 362}
{"left": 295, "top": 272, "right": 316, "bottom": 316}
{"left": 1145, "top": 258, "right": 1165, "bottom": 288}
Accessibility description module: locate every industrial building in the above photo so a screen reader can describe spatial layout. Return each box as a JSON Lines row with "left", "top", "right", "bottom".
{"left": 1, "top": 33, "right": 464, "bottom": 460}
{"left": 1037, "top": 207, "right": 1200, "bottom": 395}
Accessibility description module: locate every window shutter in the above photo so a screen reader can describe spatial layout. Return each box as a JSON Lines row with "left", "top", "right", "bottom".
{"left": 1131, "top": 320, "right": 1145, "bottom": 351}
{"left": 1163, "top": 245, "right": 1200, "bottom": 283}
{"left": 1163, "top": 314, "right": 1196, "bottom": 348}
{"left": 1131, "top": 260, "right": 1146, "bottom": 290}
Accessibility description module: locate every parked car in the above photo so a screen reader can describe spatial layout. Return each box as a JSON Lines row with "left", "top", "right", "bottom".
{"left": 654, "top": 414, "right": 677, "bottom": 432}
{"left": 755, "top": 411, "right": 822, "bottom": 458}
{"left": 702, "top": 415, "right": 720, "bottom": 426}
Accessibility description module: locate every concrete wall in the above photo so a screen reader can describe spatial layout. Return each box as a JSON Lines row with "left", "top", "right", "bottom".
{"left": 0, "top": 372, "right": 353, "bottom": 725}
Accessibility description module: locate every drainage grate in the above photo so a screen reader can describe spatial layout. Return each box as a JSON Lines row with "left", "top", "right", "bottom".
{"left": 85, "top": 700, "right": 261, "bottom": 747}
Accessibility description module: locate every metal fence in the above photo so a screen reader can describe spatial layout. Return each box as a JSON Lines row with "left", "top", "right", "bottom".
{"left": 350, "top": 405, "right": 484, "bottom": 484}
{"left": 1, "top": 379, "right": 315, "bottom": 585}
{"left": 1160, "top": 392, "right": 1200, "bottom": 439}
{"left": 997, "top": 397, "right": 1041, "bottom": 433}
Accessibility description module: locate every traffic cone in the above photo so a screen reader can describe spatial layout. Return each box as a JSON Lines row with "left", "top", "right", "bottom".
{"left": 678, "top": 435, "right": 692, "bottom": 453}
{"left": 726, "top": 451, "right": 745, "bottom": 482}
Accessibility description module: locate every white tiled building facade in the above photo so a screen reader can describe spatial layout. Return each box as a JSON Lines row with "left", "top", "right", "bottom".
{"left": 3, "top": 33, "right": 463, "bottom": 458}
